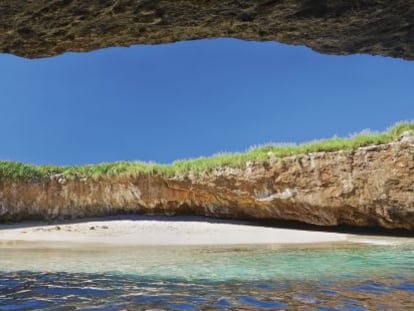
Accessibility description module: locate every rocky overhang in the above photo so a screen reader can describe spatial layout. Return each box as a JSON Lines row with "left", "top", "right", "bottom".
{"left": 0, "top": 133, "right": 413, "bottom": 230}
{"left": 0, "top": 0, "right": 413, "bottom": 59}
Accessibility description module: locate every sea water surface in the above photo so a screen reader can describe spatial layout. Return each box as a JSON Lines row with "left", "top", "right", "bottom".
{"left": 0, "top": 240, "right": 413, "bottom": 310}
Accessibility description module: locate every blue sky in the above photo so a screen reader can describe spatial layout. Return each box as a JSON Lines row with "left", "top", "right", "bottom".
{"left": 1, "top": 38, "right": 413, "bottom": 165}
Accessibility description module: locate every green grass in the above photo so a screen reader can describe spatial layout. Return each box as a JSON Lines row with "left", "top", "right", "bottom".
{"left": 0, "top": 122, "right": 413, "bottom": 181}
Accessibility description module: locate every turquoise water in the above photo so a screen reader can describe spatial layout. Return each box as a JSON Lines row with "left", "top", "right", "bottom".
{"left": 0, "top": 241, "right": 413, "bottom": 310}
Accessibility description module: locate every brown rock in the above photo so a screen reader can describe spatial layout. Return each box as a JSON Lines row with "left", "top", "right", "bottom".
{"left": 0, "top": 135, "right": 413, "bottom": 229}
{"left": 0, "top": 0, "right": 413, "bottom": 59}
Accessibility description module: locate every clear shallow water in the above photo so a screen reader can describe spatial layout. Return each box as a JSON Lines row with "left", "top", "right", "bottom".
{"left": 0, "top": 241, "right": 413, "bottom": 310}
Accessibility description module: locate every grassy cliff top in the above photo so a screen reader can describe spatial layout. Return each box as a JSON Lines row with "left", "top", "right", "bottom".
{"left": 1, "top": 123, "right": 413, "bottom": 181}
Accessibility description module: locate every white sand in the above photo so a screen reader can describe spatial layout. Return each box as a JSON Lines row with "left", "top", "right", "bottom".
{"left": 0, "top": 215, "right": 350, "bottom": 246}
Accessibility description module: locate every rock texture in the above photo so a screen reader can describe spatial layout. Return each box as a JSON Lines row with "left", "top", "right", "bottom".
{"left": 1, "top": 0, "right": 414, "bottom": 59}
{"left": 0, "top": 134, "right": 413, "bottom": 229}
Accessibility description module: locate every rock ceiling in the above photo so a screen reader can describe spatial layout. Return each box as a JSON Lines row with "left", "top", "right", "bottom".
{"left": 0, "top": 0, "right": 413, "bottom": 59}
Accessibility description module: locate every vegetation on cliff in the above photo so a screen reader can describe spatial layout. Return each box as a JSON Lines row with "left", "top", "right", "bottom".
{"left": 0, "top": 123, "right": 413, "bottom": 180}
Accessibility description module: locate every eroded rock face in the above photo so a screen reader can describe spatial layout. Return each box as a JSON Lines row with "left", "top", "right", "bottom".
{"left": 0, "top": 135, "right": 413, "bottom": 229}
{"left": 1, "top": 0, "right": 413, "bottom": 59}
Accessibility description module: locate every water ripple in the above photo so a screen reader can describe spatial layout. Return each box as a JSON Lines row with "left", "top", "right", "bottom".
{"left": 0, "top": 243, "right": 413, "bottom": 310}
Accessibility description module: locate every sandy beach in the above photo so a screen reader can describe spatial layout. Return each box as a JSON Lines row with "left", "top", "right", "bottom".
{"left": 0, "top": 215, "right": 355, "bottom": 247}
{"left": 1, "top": 215, "right": 410, "bottom": 248}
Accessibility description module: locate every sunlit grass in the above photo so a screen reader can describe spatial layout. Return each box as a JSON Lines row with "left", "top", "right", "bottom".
{"left": 0, "top": 122, "right": 412, "bottom": 180}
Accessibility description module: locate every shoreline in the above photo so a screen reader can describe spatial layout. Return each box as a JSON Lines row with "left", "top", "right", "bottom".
{"left": 0, "top": 215, "right": 411, "bottom": 248}
{"left": 0, "top": 215, "right": 347, "bottom": 247}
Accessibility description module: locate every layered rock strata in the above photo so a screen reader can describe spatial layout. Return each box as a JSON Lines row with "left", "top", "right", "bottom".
{"left": 1, "top": 0, "right": 413, "bottom": 59}
{"left": 0, "top": 135, "right": 413, "bottom": 229}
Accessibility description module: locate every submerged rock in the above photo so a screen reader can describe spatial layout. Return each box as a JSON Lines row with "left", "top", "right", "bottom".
{"left": 0, "top": 0, "right": 413, "bottom": 59}
{"left": 0, "top": 134, "right": 413, "bottom": 230}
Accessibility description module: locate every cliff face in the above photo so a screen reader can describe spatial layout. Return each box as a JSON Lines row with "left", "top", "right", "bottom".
{"left": 1, "top": 0, "right": 413, "bottom": 59}
{"left": 1, "top": 134, "right": 413, "bottom": 229}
